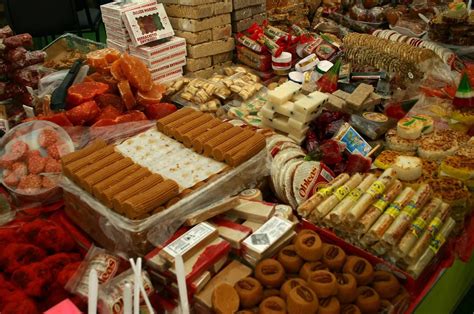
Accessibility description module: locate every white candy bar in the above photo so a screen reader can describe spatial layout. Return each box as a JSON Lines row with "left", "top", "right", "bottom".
{"left": 293, "top": 91, "right": 327, "bottom": 114}
{"left": 267, "top": 81, "right": 301, "bottom": 105}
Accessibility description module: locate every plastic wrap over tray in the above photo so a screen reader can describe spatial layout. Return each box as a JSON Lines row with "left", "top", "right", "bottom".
{"left": 60, "top": 148, "right": 269, "bottom": 254}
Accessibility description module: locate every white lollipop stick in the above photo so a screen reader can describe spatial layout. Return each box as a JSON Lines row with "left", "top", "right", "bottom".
{"left": 130, "top": 258, "right": 154, "bottom": 314}
{"left": 88, "top": 269, "right": 98, "bottom": 314}
{"left": 123, "top": 283, "right": 133, "bottom": 314}
{"left": 175, "top": 254, "right": 190, "bottom": 314}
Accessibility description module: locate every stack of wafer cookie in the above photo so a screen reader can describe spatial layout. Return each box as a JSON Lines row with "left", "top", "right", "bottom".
{"left": 156, "top": 108, "right": 266, "bottom": 167}
{"left": 62, "top": 140, "right": 179, "bottom": 220}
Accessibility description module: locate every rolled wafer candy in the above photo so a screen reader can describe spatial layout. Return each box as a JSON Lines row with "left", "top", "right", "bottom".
{"left": 225, "top": 134, "right": 266, "bottom": 166}
{"left": 364, "top": 187, "right": 415, "bottom": 245}
{"left": 223, "top": 133, "right": 264, "bottom": 160}
{"left": 327, "top": 174, "right": 377, "bottom": 226}
{"left": 406, "top": 202, "right": 450, "bottom": 263}
{"left": 61, "top": 139, "right": 107, "bottom": 166}
{"left": 99, "top": 167, "right": 151, "bottom": 207}
{"left": 395, "top": 197, "right": 442, "bottom": 259}
{"left": 73, "top": 152, "right": 124, "bottom": 184}
{"left": 192, "top": 122, "right": 233, "bottom": 153}
{"left": 82, "top": 157, "right": 134, "bottom": 193}
{"left": 156, "top": 107, "right": 195, "bottom": 132}
{"left": 407, "top": 217, "right": 455, "bottom": 278}
{"left": 92, "top": 164, "right": 141, "bottom": 199}
{"left": 382, "top": 184, "right": 431, "bottom": 246}
{"left": 297, "top": 173, "right": 350, "bottom": 218}
{"left": 162, "top": 110, "right": 203, "bottom": 136}
{"left": 213, "top": 129, "right": 255, "bottom": 161}
{"left": 203, "top": 127, "right": 243, "bottom": 157}
{"left": 63, "top": 145, "right": 115, "bottom": 179}
{"left": 182, "top": 118, "right": 222, "bottom": 147}
{"left": 346, "top": 168, "right": 397, "bottom": 223}
{"left": 123, "top": 179, "right": 179, "bottom": 219}
{"left": 355, "top": 180, "right": 403, "bottom": 235}
{"left": 112, "top": 174, "right": 164, "bottom": 213}
{"left": 166, "top": 197, "right": 181, "bottom": 208}
{"left": 312, "top": 174, "right": 363, "bottom": 223}
{"left": 172, "top": 113, "right": 213, "bottom": 141}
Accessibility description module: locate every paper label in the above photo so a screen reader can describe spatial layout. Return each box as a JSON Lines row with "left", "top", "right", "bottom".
{"left": 373, "top": 196, "right": 389, "bottom": 213}
{"left": 334, "top": 185, "right": 350, "bottom": 201}
{"left": 411, "top": 217, "right": 427, "bottom": 238}
{"left": 429, "top": 233, "right": 446, "bottom": 254}
{"left": 163, "top": 222, "right": 216, "bottom": 258}
{"left": 242, "top": 216, "right": 293, "bottom": 254}
{"left": 318, "top": 186, "right": 334, "bottom": 197}
{"left": 427, "top": 217, "right": 443, "bottom": 236}
{"left": 386, "top": 203, "right": 402, "bottom": 219}
{"left": 402, "top": 201, "right": 418, "bottom": 218}
{"left": 349, "top": 188, "right": 363, "bottom": 201}
{"left": 339, "top": 125, "right": 372, "bottom": 156}
{"left": 367, "top": 180, "right": 385, "bottom": 198}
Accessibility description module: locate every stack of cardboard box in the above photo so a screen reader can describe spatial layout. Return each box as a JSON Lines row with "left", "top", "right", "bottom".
{"left": 231, "top": 0, "right": 266, "bottom": 34}
{"left": 161, "top": 0, "right": 235, "bottom": 78}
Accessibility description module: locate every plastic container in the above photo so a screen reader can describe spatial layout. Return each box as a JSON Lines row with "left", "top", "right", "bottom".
{"left": 0, "top": 120, "right": 74, "bottom": 204}
{"left": 61, "top": 147, "right": 268, "bottom": 255}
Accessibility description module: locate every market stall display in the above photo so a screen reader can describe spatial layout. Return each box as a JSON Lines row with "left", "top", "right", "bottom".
{"left": 0, "top": 0, "right": 473, "bottom": 312}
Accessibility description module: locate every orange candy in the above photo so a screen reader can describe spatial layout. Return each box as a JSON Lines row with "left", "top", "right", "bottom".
{"left": 136, "top": 83, "right": 166, "bottom": 106}
{"left": 117, "top": 80, "right": 136, "bottom": 110}
{"left": 120, "top": 54, "right": 153, "bottom": 92}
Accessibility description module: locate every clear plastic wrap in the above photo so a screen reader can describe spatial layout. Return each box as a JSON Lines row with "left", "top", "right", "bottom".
{"left": 61, "top": 148, "right": 269, "bottom": 254}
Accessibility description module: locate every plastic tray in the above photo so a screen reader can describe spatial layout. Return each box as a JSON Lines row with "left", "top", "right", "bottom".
{"left": 62, "top": 148, "right": 269, "bottom": 255}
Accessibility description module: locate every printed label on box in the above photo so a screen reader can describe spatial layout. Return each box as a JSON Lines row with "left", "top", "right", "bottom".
{"left": 163, "top": 222, "right": 216, "bottom": 258}
{"left": 242, "top": 216, "right": 293, "bottom": 254}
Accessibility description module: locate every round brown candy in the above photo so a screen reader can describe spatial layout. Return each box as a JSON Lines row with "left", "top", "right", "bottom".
{"left": 294, "top": 233, "right": 323, "bottom": 261}
{"left": 343, "top": 256, "right": 374, "bottom": 286}
{"left": 278, "top": 245, "right": 304, "bottom": 273}
{"left": 235, "top": 277, "right": 264, "bottom": 309}
{"left": 299, "top": 261, "right": 329, "bottom": 280}
{"left": 356, "top": 286, "right": 381, "bottom": 314}
{"left": 322, "top": 243, "right": 346, "bottom": 271}
{"left": 212, "top": 283, "right": 240, "bottom": 314}
{"left": 280, "top": 278, "right": 308, "bottom": 300}
{"left": 292, "top": 229, "right": 318, "bottom": 244}
{"left": 336, "top": 273, "right": 358, "bottom": 304}
{"left": 287, "top": 285, "right": 319, "bottom": 314}
{"left": 258, "top": 296, "right": 287, "bottom": 314}
{"left": 318, "top": 296, "right": 340, "bottom": 314}
{"left": 341, "top": 304, "right": 362, "bottom": 314}
{"left": 372, "top": 270, "right": 401, "bottom": 300}
{"left": 307, "top": 270, "right": 338, "bottom": 298}
{"left": 255, "top": 259, "right": 286, "bottom": 288}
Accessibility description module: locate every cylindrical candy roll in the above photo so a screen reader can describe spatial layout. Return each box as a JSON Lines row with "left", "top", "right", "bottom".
{"left": 407, "top": 217, "right": 455, "bottom": 278}
{"left": 312, "top": 173, "right": 363, "bottom": 222}
{"left": 182, "top": 118, "right": 221, "bottom": 147}
{"left": 327, "top": 174, "right": 376, "bottom": 226}
{"left": 395, "top": 197, "right": 443, "bottom": 259}
{"left": 226, "top": 134, "right": 266, "bottom": 166}
{"left": 406, "top": 202, "right": 450, "bottom": 263}
{"left": 163, "top": 111, "right": 203, "bottom": 136}
{"left": 297, "top": 173, "right": 350, "bottom": 218}
{"left": 203, "top": 127, "right": 243, "bottom": 157}
{"left": 172, "top": 113, "right": 213, "bottom": 141}
{"left": 364, "top": 187, "right": 415, "bottom": 243}
{"left": 192, "top": 122, "right": 233, "bottom": 153}
{"left": 382, "top": 184, "right": 432, "bottom": 246}
{"left": 212, "top": 129, "right": 255, "bottom": 161}
{"left": 346, "top": 168, "right": 397, "bottom": 223}
{"left": 223, "top": 133, "right": 265, "bottom": 161}
{"left": 156, "top": 107, "right": 195, "bottom": 132}
{"left": 355, "top": 180, "right": 403, "bottom": 235}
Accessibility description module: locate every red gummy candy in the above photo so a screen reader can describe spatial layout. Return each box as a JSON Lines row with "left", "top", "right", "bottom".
{"left": 120, "top": 54, "right": 153, "bottom": 92}
{"left": 39, "top": 112, "right": 73, "bottom": 127}
{"left": 10, "top": 141, "right": 29, "bottom": 160}
{"left": 136, "top": 83, "right": 166, "bottom": 106}
{"left": 27, "top": 155, "right": 46, "bottom": 174}
{"left": 66, "top": 81, "right": 109, "bottom": 107}
{"left": 96, "top": 105, "right": 122, "bottom": 120}
{"left": 38, "top": 128, "right": 59, "bottom": 148}
{"left": 345, "top": 153, "right": 371, "bottom": 174}
{"left": 95, "top": 93, "right": 124, "bottom": 111}
{"left": 66, "top": 100, "right": 101, "bottom": 125}
{"left": 117, "top": 80, "right": 136, "bottom": 110}
{"left": 115, "top": 111, "right": 147, "bottom": 124}
{"left": 44, "top": 158, "right": 61, "bottom": 173}
{"left": 145, "top": 102, "right": 177, "bottom": 120}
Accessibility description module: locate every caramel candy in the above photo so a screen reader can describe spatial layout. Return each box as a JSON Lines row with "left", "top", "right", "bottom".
{"left": 92, "top": 164, "right": 140, "bottom": 199}
{"left": 277, "top": 245, "right": 304, "bottom": 273}
{"left": 203, "top": 126, "right": 243, "bottom": 157}
{"left": 307, "top": 270, "right": 338, "bottom": 298}
{"left": 258, "top": 296, "right": 286, "bottom": 314}
{"left": 112, "top": 174, "right": 163, "bottom": 212}
{"left": 172, "top": 113, "right": 213, "bottom": 140}
{"left": 163, "top": 110, "right": 204, "bottom": 136}
{"left": 225, "top": 133, "right": 266, "bottom": 167}
{"left": 336, "top": 273, "right": 357, "bottom": 304}
{"left": 321, "top": 244, "right": 346, "bottom": 271}
{"left": 372, "top": 270, "right": 401, "bottom": 300}
{"left": 343, "top": 256, "right": 374, "bottom": 286}
{"left": 63, "top": 145, "right": 114, "bottom": 179}
{"left": 212, "top": 283, "right": 240, "bottom": 314}
{"left": 292, "top": 230, "right": 317, "bottom": 244}
{"left": 156, "top": 107, "right": 195, "bottom": 132}
{"left": 318, "top": 297, "right": 340, "bottom": 314}
{"left": 74, "top": 152, "right": 124, "bottom": 183}
{"left": 294, "top": 233, "right": 323, "bottom": 262}
{"left": 82, "top": 158, "right": 134, "bottom": 193}
{"left": 280, "top": 278, "right": 307, "bottom": 300}
{"left": 287, "top": 285, "right": 319, "bottom": 314}
{"left": 299, "top": 261, "right": 329, "bottom": 281}
{"left": 235, "top": 277, "right": 263, "bottom": 309}
{"left": 182, "top": 118, "right": 221, "bottom": 147}
{"left": 356, "top": 286, "right": 381, "bottom": 314}
{"left": 213, "top": 129, "right": 255, "bottom": 161}
{"left": 341, "top": 304, "right": 361, "bottom": 314}
{"left": 193, "top": 122, "right": 233, "bottom": 153}
{"left": 61, "top": 139, "right": 106, "bottom": 166}
{"left": 255, "top": 259, "right": 286, "bottom": 288}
